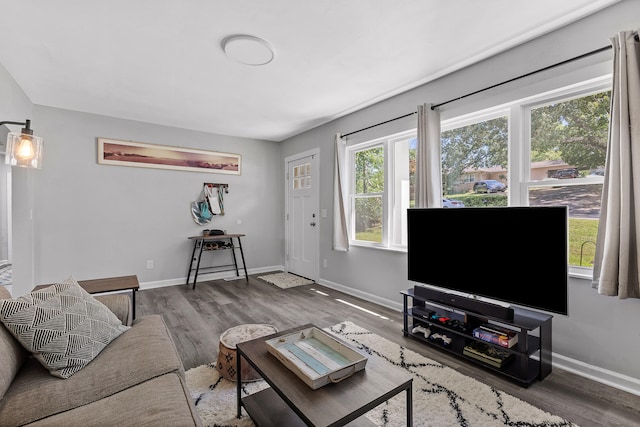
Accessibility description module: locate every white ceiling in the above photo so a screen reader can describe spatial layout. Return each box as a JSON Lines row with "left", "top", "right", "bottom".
{"left": 0, "top": 0, "right": 619, "bottom": 142}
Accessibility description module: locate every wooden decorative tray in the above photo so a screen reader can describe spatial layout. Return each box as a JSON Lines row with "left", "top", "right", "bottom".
{"left": 265, "top": 326, "right": 368, "bottom": 389}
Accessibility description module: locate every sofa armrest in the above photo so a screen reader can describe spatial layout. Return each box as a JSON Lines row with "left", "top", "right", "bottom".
{"left": 94, "top": 294, "right": 133, "bottom": 326}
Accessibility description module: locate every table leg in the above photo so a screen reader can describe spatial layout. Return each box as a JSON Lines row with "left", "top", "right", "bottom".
{"left": 403, "top": 294, "right": 409, "bottom": 337}
{"left": 186, "top": 240, "right": 199, "bottom": 286}
{"left": 237, "top": 237, "right": 249, "bottom": 280}
{"left": 192, "top": 240, "right": 206, "bottom": 290}
{"left": 131, "top": 289, "right": 137, "bottom": 320}
{"left": 229, "top": 237, "right": 240, "bottom": 277}
{"left": 406, "top": 383, "right": 413, "bottom": 426}
{"left": 236, "top": 348, "right": 243, "bottom": 418}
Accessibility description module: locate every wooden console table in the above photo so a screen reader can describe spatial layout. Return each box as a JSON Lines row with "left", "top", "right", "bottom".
{"left": 34, "top": 275, "right": 140, "bottom": 319}
{"left": 186, "top": 233, "right": 248, "bottom": 289}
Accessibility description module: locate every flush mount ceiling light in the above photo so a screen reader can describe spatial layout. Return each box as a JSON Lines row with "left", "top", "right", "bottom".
{"left": 222, "top": 35, "right": 274, "bottom": 66}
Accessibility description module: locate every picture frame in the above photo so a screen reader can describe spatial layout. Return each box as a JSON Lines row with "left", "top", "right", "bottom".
{"left": 97, "top": 138, "right": 241, "bottom": 175}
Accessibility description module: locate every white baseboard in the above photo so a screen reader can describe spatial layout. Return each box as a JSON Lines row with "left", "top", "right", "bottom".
{"left": 315, "top": 277, "right": 404, "bottom": 312}
{"left": 552, "top": 353, "right": 640, "bottom": 396}
{"left": 139, "top": 265, "right": 284, "bottom": 290}
{"left": 315, "top": 277, "right": 640, "bottom": 397}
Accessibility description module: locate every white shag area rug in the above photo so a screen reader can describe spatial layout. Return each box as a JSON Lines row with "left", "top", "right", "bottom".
{"left": 185, "top": 321, "right": 578, "bottom": 427}
{"left": 257, "top": 272, "right": 314, "bottom": 289}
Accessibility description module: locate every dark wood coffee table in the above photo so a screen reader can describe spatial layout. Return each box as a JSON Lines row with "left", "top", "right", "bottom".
{"left": 236, "top": 324, "right": 413, "bottom": 426}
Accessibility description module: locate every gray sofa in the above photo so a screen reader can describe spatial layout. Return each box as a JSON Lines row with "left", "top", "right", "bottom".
{"left": 0, "top": 285, "right": 203, "bottom": 426}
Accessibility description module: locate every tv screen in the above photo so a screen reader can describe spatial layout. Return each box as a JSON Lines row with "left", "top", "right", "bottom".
{"left": 407, "top": 206, "right": 568, "bottom": 315}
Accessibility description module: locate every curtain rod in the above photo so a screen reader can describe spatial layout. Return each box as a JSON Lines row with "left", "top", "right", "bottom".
{"left": 342, "top": 111, "right": 416, "bottom": 138}
{"left": 431, "top": 44, "right": 612, "bottom": 110}
{"left": 342, "top": 44, "right": 612, "bottom": 137}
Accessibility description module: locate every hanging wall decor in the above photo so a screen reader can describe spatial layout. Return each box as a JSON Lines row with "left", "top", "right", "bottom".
{"left": 191, "top": 183, "right": 228, "bottom": 225}
{"left": 98, "top": 138, "right": 241, "bottom": 175}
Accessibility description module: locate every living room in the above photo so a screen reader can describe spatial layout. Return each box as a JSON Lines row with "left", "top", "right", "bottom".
{"left": 1, "top": 1, "right": 639, "bottom": 425}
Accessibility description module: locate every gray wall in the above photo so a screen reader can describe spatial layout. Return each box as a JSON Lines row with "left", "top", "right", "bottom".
{"left": 0, "top": 61, "right": 35, "bottom": 294}
{"left": 281, "top": 0, "right": 640, "bottom": 393}
{"left": 26, "top": 106, "right": 284, "bottom": 291}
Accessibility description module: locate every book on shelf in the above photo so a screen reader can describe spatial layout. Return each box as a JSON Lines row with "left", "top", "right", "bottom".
{"left": 472, "top": 324, "right": 518, "bottom": 348}
{"left": 463, "top": 341, "right": 513, "bottom": 368}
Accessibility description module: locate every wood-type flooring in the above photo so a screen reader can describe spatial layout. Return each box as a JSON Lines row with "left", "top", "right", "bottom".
{"left": 136, "top": 273, "right": 640, "bottom": 427}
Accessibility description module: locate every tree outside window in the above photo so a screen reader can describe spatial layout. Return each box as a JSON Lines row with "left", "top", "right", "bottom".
{"left": 346, "top": 77, "right": 610, "bottom": 273}
{"left": 353, "top": 146, "right": 384, "bottom": 243}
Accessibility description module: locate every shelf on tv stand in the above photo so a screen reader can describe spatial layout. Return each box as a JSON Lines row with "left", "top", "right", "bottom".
{"left": 401, "top": 288, "right": 552, "bottom": 387}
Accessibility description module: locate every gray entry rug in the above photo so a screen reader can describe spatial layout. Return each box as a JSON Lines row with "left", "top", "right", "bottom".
{"left": 185, "top": 321, "right": 578, "bottom": 427}
{"left": 257, "top": 272, "right": 314, "bottom": 289}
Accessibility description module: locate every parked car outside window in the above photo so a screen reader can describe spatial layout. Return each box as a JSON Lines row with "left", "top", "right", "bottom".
{"left": 473, "top": 180, "right": 506, "bottom": 193}
{"left": 442, "top": 198, "right": 465, "bottom": 208}
{"left": 554, "top": 168, "right": 579, "bottom": 179}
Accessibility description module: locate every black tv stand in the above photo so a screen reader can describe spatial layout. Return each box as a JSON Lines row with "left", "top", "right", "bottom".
{"left": 402, "top": 288, "right": 552, "bottom": 386}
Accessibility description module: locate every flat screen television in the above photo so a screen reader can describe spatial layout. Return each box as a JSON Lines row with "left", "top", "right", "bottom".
{"left": 407, "top": 206, "right": 568, "bottom": 316}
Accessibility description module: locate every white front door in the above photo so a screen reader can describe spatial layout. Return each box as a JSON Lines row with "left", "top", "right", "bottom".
{"left": 286, "top": 150, "right": 319, "bottom": 281}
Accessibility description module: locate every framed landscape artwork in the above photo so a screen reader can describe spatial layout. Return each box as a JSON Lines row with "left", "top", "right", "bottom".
{"left": 97, "top": 138, "right": 241, "bottom": 175}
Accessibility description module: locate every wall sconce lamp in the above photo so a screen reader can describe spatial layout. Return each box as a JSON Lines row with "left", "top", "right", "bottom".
{"left": 0, "top": 119, "right": 43, "bottom": 169}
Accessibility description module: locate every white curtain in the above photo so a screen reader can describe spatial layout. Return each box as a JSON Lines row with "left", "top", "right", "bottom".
{"left": 592, "top": 30, "right": 640, "bottom": 298}
{"left": 415, "top": 104, "right": 442, "bottom": 208}
{"left": 333, "top": 133, "right": 349, "bottom": 251}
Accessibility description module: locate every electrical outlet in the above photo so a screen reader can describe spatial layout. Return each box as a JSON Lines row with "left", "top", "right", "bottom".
{"left": 323, "top": 259, "right": 327, "bottom": 268}
{"left": 146, "top": 260, "right": 154, "bottom": 269}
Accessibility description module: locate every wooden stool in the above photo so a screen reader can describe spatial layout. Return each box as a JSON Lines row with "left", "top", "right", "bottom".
{"left": 216, "top": 323, "right": 278, "bottom": 382}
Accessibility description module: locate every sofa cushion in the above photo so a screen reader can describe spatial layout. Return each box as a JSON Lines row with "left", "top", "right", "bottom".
{"left": 24, "top": 373, "right": 202, "bottom": 426}
{"left": 0, "top": 276, "right": 130, "bottom": 379}
{"left": 0, "top": 286, "right": 27, "bottom": 401}
{"left": 0, "top": 314, "right": 184, "bottom": 426}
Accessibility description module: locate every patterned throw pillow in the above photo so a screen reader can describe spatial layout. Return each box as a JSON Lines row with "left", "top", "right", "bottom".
{"left": 0, "top": 276, "right": 130, "bottom": 378}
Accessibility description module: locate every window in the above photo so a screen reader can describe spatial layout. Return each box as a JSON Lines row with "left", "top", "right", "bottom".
{"left": 441, "top": 111, "right": 509, "bottom": 204}
{"left": 347, "top": 131, "right": 416, "bottom": 248}
{"left": 524, "top": 88, "right": 609, "bottom": 269}
{"left": 345, "top": 75, "right": 610, "bottom": 275}
{"left": 440, "top": 77, "right": 609, "bottom": 272}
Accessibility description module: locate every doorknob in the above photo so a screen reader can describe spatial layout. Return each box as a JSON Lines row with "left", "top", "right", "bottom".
{"left": 310, "top": 222, "right": 316, "bottom": 226}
